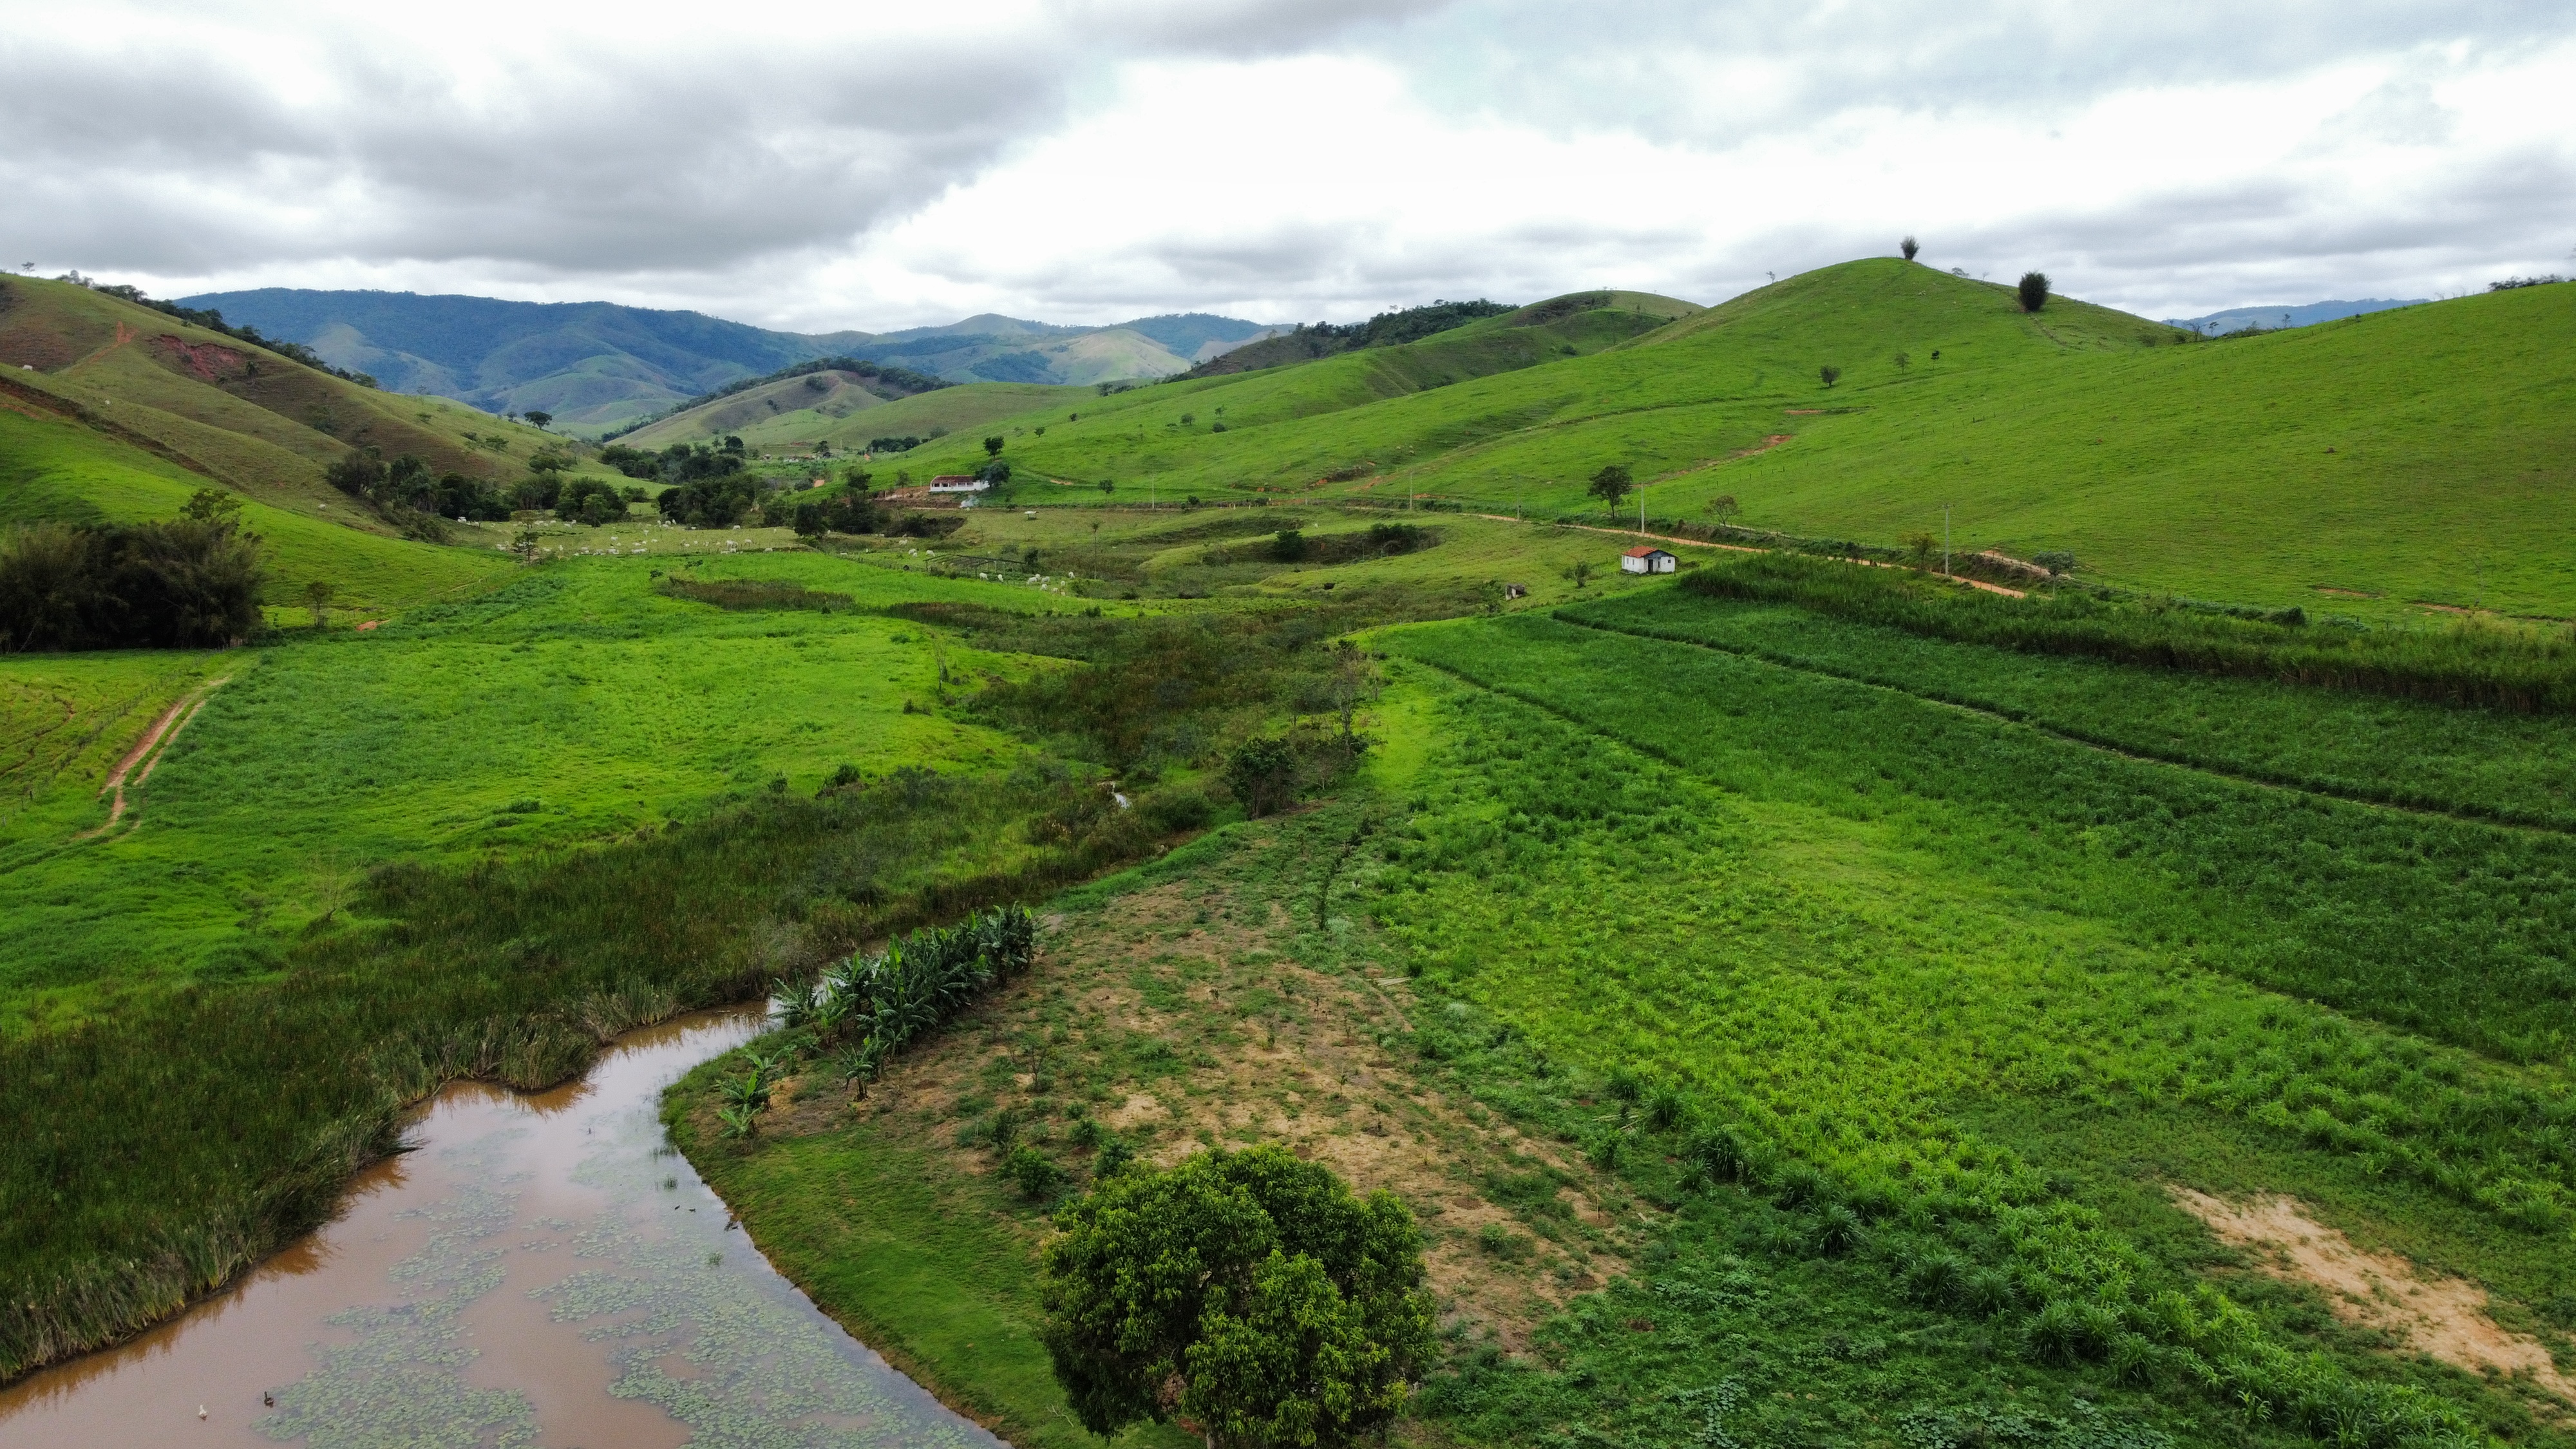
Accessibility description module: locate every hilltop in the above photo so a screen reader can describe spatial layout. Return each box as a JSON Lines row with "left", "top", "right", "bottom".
{"left": 883, "top": 260, "right": 2576, "bottom": 616}
{"left": 1188, "top": 292, "right": 1701, "bottom": 377}
{"left": 179, "top": 290, "right": 1282, "bottom": 433}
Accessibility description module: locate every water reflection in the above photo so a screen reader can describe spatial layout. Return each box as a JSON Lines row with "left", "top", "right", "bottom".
{"left": 0, "top": 1010, "right": 1000, "bottom": 1449}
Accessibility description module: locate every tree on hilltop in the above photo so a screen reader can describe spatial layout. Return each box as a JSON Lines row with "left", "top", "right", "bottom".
{"left": 1902, "top": 236, "right": 1920, "bottom": 261}
{"left": 2018, "top": 272, "right": 2051, "bottom": 312}
{"left": 523, "top": 410, "right": 553, "bottom": 430}
{"left": 1587, "top": 464, "right": 1633, "bottom": 518}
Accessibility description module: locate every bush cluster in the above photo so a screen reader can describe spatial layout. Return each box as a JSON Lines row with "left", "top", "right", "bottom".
{"left": 0, "top": 519, "right": 265, "bottom": 651}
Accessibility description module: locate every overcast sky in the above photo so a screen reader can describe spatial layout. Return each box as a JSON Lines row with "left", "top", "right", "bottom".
{"left": 5, "top": 1, "right": 2572, "bottom": 330}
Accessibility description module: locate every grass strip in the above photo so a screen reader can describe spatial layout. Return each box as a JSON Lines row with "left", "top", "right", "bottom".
{"left": 1563, "top": 585, "right": 2576, "bottom": 832}
{"left": 1679, "top": 551, "right": 2576, "bottom": 713}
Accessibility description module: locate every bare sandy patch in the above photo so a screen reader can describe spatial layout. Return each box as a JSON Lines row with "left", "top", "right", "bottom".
{"left": 772, "top": 875, "right": 1646, "bottom": 1352}
{"left": 2173, "top": 1188, "right": 2575, "bottom": 1403}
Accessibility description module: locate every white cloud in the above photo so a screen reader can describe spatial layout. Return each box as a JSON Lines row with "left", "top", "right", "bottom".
{"left": 2, "top": 0, "right": 2570, "bottom": 326}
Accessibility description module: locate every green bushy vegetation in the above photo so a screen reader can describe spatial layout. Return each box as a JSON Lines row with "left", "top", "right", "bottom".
{"left": 1365, "top": 634, "right": 2576, "bottom": 1443}
{"left": 0, "top": 516, "right": 265, "bottom": 650}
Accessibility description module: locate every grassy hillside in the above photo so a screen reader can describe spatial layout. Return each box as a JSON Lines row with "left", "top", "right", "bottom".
{"left": 0, "top": 276, "right": 560, "bottom": 528}
{"left": 0, "top": 410, "right": 510, "bottom": 609}
{"left": 625, "top": 377, "right": 1082, "bottom": 451}
{"left": 870, "top": 261, "right": 2576, "bottom": 616}
{"left": 884, "top": 289, "right": 1716, "bottom": 496}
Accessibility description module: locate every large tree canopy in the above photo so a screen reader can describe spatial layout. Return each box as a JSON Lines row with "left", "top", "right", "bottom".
{"left": 1039, "top": 1144, "right": 1435, "bottom": 1449}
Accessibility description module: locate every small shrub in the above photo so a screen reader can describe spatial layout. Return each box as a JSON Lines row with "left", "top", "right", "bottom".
{"left": 2017, "top": 271, "right": 2050, "bottom": 312}
{"left": 1818, "top": 365, "right": 1841, "bottom": 388}
{"left": 1643, "top": 1087, "right": 1685, "bottom": 1133}
{"left": 1680, "top": 1128, "right": 1746, "bottom": 1188}
{"left": 1901, "top": 236, "right": 1920, "bottom": 261}
{"left": 2031, "top": 549, "right": 2076, "bottom": 574}
{"left": 1807, "top": 1204, "right": 1865, "bottom": 1256}
{"left": 1005, "top": 1145, "right": 1067, "bottom": 1200}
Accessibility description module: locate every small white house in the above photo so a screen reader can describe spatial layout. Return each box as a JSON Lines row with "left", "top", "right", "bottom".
{"left": 926, "top": 475, "right": 989, "bottom": 495}
{"left": 1620, "top": 545, "right": 1677, "bottom": 574}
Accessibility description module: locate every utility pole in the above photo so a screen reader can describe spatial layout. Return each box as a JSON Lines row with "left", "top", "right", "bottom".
{"left": 1639, "top": 484, "right": 1647, "bottom": 537}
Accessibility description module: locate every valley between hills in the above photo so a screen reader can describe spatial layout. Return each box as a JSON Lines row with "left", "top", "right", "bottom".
{"left": 4, "top": 256, "right": 2575, "bottom": 1449}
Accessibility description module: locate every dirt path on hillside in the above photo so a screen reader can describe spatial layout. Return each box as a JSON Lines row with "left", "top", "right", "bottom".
{"left": 80, "top": 676, "right": 227, "bottom": 838}
{"left": 1475, "top": 513, "right": 2030, "bottom": 597}
{"left": 2173, "top": 1189, "right": 2576, "bottom": 1406}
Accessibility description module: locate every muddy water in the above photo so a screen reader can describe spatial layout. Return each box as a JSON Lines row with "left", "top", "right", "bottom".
{"left": 0, "top": 1010, "right": 999, "bottom": 1449}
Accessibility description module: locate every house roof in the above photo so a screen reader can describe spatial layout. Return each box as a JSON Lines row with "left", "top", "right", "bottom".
{"left": 1623, "top": 545, "right": 1674, "bottom": 558}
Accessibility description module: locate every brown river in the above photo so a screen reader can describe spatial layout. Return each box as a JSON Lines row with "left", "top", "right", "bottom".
{"left": 0, "top": 1009, "right": 1000, "bottom": 1449}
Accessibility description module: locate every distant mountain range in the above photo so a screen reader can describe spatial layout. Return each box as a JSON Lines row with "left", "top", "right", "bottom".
{"left": 2161, "top": 298, "right": 2427, "bottom": 336}
{"left": 175, "top": 289, "right": 1289, "bottom": 435}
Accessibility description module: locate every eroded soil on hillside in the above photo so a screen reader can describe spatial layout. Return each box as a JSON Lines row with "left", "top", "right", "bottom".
{"left": 2174, "top": 1188, "right": 2576, "bottom": 1406}
{"left": 760, "top": 865, "right": 1655, "bottom": 1352}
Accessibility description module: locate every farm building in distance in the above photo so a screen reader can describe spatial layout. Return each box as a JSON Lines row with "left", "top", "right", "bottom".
{"left": 1621, "top": 546, "right": 1676, "bottom": 574}
{"left": 927, "top": 475, "right": 989, "bottom": 495}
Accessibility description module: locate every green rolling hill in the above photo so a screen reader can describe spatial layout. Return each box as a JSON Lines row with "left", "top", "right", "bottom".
{"left": 883, "top": 260, "right": 2576, "bottom": 617}
{"left": 621, "top": 375, "right": 1084, "bottom": 451}
{"left": 0, "top": 276, "right": 531, "bottom": 607}
{"left": 0, "top": 409, "right": 508, "bottom": 609}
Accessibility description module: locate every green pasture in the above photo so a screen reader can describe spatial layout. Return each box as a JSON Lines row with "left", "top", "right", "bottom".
{"left": 876, "top": 261, "right": 2573, "bottom": 618}
{"left": 0, "top": 551, "right": 1074, "bottom": 1026}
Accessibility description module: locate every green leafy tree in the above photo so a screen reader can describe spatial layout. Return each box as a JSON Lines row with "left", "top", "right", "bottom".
{"left": 1705, "top": 494, "right": 1740, "bottom": 528}
{"left": 984, "top": 435, "right": 1005, "bottom": 457}
{"left": 1901, "top": 236, "right": 1920, "bottom": 261}
{"left": 522, "top": 410, "right": 553, "bottom": 430}
{"left": 1586, "top": 464, "right": 1632, "bottom": 518}
{"left": 1224, "top": 737, "right": 1301, "bottom": 817}
{"left": 2018, "top": 271, "right": 2051, "bottom": 312}
{"left": 1819, "top": 365, "right": 1841, "bottom": 388}
{"left": 303, "top": 579, "right": 334, "bottom": 629}
{"left": 1040, "top": 1145, "right": 1435, "bottom": 1449}
{"left": 180, "top": 488, "right": 243, "bottom": 527}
